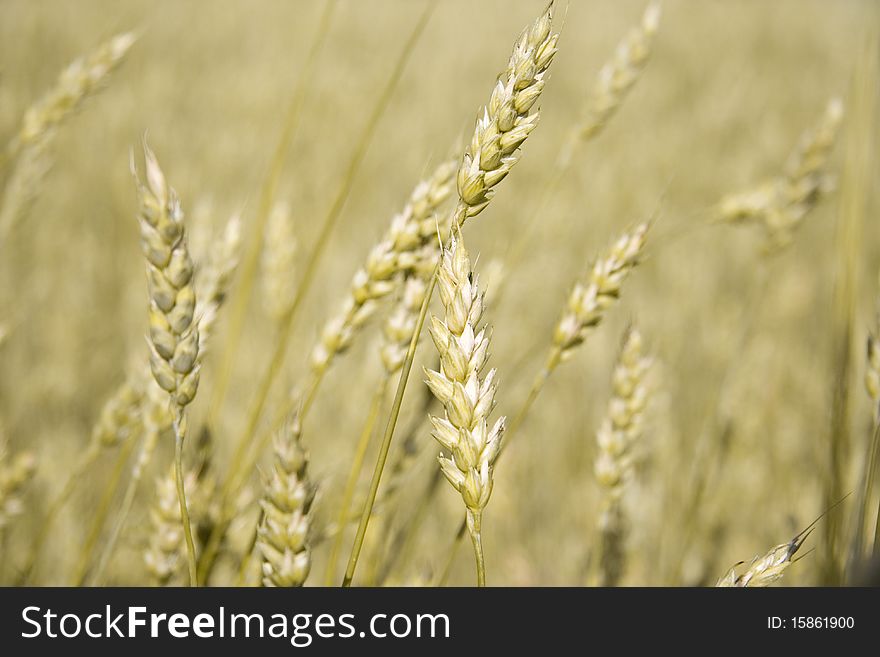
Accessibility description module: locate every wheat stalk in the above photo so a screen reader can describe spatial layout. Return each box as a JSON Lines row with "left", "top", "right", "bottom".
{"left": 594, "top": 326, "right": 652, "bottom": 586}
{"left": 257, "top": 415, "right": 314, "bottom": 587}
{"left": 343, "top": 0, "right": 559, "bottom": 588}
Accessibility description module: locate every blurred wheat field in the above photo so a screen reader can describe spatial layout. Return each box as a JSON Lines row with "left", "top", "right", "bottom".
{"left": 1, "top": 0, "right": 879, "bottom": 587}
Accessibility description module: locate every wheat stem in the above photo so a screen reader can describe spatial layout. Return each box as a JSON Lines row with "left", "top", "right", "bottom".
{"left": 173, "top": 413, "right": 198, "bottom": 587}
{"left": 324, "top": 385, "right": 385, "bottom": 585}
{"left": 207, "top": 0, "right": 336, "bottom": 427}
{"left": 197, "top": 7, "right": 432, "bottom": 584}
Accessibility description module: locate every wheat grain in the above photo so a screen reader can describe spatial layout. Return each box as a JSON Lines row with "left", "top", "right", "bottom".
{"left": 257, "top": 415, "right": 314, "bottom": 587}
{"left": 594, "top": 326, "right": 652, "bottom": 586}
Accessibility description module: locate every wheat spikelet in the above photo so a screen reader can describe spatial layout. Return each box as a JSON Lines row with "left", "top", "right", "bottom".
{"left": 261, "top": 202, "right": 298, "bottom": 322}
{"left": 310, "top": 159, "right": 456, "bottom": 377}
{"left": 553, "top": 223, "right": 649, "bottom": 363}
{"left": 579, "top": 2, "right": 661, "bottom": 141}
{"left": 257, "top": 416, "right": 314, "bottom": 587}
{"left": 594, "top": 326, "right": 652, "bottom": 586}
{"left": 0, "top": 434, "right": 36, "bottom": 530}
{"left": 453, "top": 3, "right": 558, "bottom": 228}
{"left": 719, "top": 98, "right": 844, "bottom": 249}
{"left": 424, "top": 235, "right": 504, "bottom": 586}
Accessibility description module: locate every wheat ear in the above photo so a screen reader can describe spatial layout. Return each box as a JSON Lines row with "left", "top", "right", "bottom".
{"left": 133, "top": 142, "right": 200, "bottom": 586}
{"left": 717, "top": 529, "right": 811, "bottom": 587}
{"left": 257, "top": 415, "right": 314, "bottom": 587}
{"left": 1, "top": 32, "right": 135, "bottom": 239}
{"left": 718, "top": 98, "right": 844, "bottom": 250}
{"left": 594, "top": 326, "right": 652, "bottom": 586}
{"left": 425, "top": 234, "right": 504, "bottom": 586}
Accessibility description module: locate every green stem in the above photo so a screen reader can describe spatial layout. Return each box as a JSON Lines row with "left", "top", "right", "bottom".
{"left": 173, "top": 411, "right": 198, "bottom": 587}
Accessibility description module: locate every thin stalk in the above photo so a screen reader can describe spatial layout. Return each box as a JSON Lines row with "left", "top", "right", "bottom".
{"left": 69, "top": 436, "right": 136, "bottom": 585}
{"left": 173, "top": 412, "right": 198, "bottom": 587}
{"left": 466, "top": 510, "right": 485, "bottom": 587}
{"left": 324, "top": 384, "right": 386, "bottom": 585}
{"left": 18, "top": 441, "right": 101, "bottom": 583}
{"left": 666, "top": 262, "right": 769, "bottom": 584}
{"left": 342, "top": 265, "right": 439, "bottom": 587}
{"left": 852, "top": 423, "right": 880, "bottom": 559}
{"left": 198, "top": 5, "right": 433, "bottom": 584}
{"left": 207, "top": 0, "right": 337, "bottom": 427}
{"left": 90, "top": 432, "right": 157, "bottom": 586}
{"left": 436, "top": 520, "right": 465, "bottom": 586}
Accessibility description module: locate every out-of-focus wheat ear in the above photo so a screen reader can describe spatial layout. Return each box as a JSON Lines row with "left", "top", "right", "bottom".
{"left": 257, "top": 415, "right": 314, "bottom": 587}
{"left": 0, "top": 431, "right": 37, "bottom": 531}
{"left": 196, "top": 213, "right": 242, "bottom": 352}
{"left": 1, "top": 32, "right": 136, "bottom": 240}
{"left": 0, "top": 140, "right": 52, "bottom": 240}
{"left": 144, "top": 464, "right": 200, "bottom": 586}
{"left": 717, "top": 98, "right": 844, "bottom": 251}
{"left": 261, "top": 201, "right": 298, "bottom": 323}
{"left": 12, "top": 32, "right": 136, "bottom": 152}
{"left": 594, "top": 326, "right": 652, "bottom": 586}
{"left": 308, "top": 158, "right": 456, "bottom": 389}
{"left": 552, "top": 222, "right": 650, "bottom": 366}
{"left": 578, "top": 2, "right": 661, "bottom": 142}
